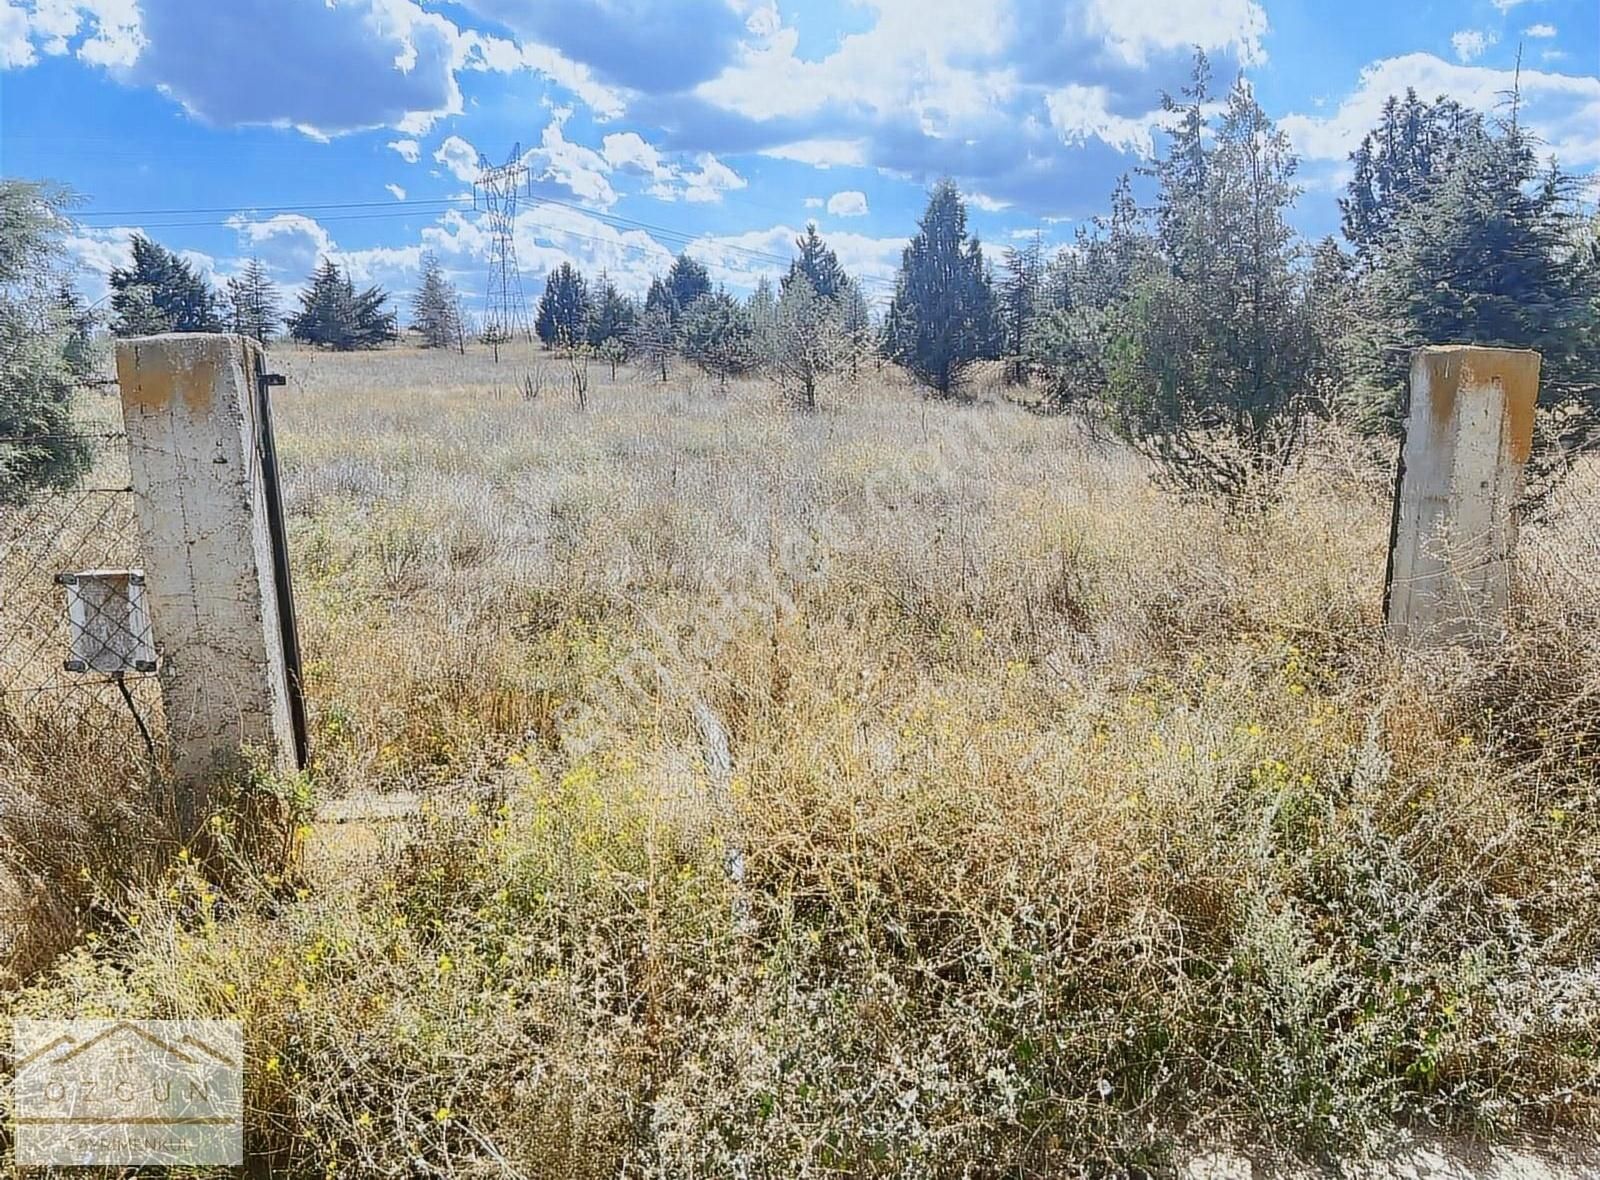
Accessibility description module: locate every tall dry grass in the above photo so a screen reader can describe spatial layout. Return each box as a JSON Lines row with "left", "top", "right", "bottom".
{"left": 3, "top": 344, "right": 1598, "bottom": 1174}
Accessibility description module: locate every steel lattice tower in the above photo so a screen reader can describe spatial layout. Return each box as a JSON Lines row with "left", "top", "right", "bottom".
{"left": 474, "top": 143, "right": 532, "bottom": 352}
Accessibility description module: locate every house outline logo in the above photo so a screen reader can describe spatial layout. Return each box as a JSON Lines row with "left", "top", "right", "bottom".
{"left": 11, "top": 1018, "right": 244, "bottom": 1166}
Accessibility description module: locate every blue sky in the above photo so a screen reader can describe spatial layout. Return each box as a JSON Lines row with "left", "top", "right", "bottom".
{"left": 1, "top": 0, "right": 1596, "bottom": 317}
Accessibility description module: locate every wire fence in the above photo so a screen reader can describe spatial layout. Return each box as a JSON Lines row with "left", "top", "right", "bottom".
{"left": 0, "top": 388, "right": 166, "bottom": 763}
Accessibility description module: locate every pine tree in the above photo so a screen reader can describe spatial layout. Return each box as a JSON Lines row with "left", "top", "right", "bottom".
{"left": 226, "top": 257, "right": 281, "bottom": 347}
{"left": 664, "top": 253, "right": 711, "bottom": 321}
{"left": 682, "top": 290, "right": 758, "bottom": 386}
{"left": 999, "top": 232, "right": 1043, "bottom": 384}
{"left": 771, "top": 276, "right": 849, "bottom": 410}
{"left": 55, "top": 279, "right": 98, "bottom": 380}
{"left": 628, "top": 305, "right": 677, "bottom": 382}
{"left": 409, "top": 251, "right": 460, "bottom": 349}
{"left": 288, "top": 259, "right": 397, "bottom": 350}
{"left": 1029, "top": 175, "right": 1155, "bottom": 406}
{"left": 0, "top": 180, "right": 92, "bottom": 506}
{"left": 1102, "top": 61, "right": 1322, "bottom": 499}
{"left": 839, "top": 277, "right": 871, "bottom": 376}
{"left": 1340, "top": 90, "right": 1477, "bottom": 264}
{"left": 109, "top": 233, "right": 223, "bottom": 336}
{"left": 586, "top": 271, "right": 637, "bottom": 350}
{"left": 535, "top": 262, "right": 593, "bottom": 348}
{"left": 883, "top": 180, "right": 997, "bottom": 395}
{"left": 782, "top": 224, "right": 849, "bottom": 301}
{"left": 1359, "top": 108, "right": 1600, "bottom": 491}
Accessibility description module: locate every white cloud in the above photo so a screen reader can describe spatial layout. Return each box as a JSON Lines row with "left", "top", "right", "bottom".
{"left": 1083, "top": 0, "right": 1267, "bottom": 67}
{"left": 386, "top": 183, "right": 407, "bottom": 201}
{"left": 227, "top": 213, "right": 336, "bottom": 278}
{"left": 826, "top": 190, "right": 868, "bottom": 217}
{"left": 803, "top": 196, "right": 824, "bottom": 208}
{"left": 967, "top": 192, "right": 1010, "bottom": 212}
{"left": 525, "top": 116, "right": 617, "bottom": 207}
{"left": 1524, "top": 23, "right": 1557, "bottom": 38}
{"left": 434, "top": 134, "right": 481, "bottom": 183}
{"left": 389, "top": 137, "right": 422, "bottom": 164}
{"left": 686, "top": 223, "right": 906, "bottom": 296}
{"left": 760, "top": 138, "right": 869, "bottom": 168}
{"left": 601, "top": 130, "right": 668, "bottom": 177}
{"left": 457, "top": 28, "right": 627, "bottom": 120}
{"left": 679, "top": 153, "right": 746, "bottom": 203}
{"left": 0, "top": 1, "right": 34, "bottom": 67}
{"left": 1451, "top": 28, "right": 1495, "bottom": 64}
{"left": 1489, "top": 0, "right": 1534, "bottom": 10}
{"left": 75, "top": 0, "right": 140, "bottom": 67}
{"left": 1282, "top": 53, "right": 1600, "bottom": 168}
{"left": 1045, "top": 83, "right": 1162, "bottom": 156}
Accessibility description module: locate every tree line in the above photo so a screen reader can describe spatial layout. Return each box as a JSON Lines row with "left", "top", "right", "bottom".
{"left": 6, "top": 50, "right": 1598, "bottom": 502}
{"left": 1015, "top": 55, "right": 1600, "bottom": 499}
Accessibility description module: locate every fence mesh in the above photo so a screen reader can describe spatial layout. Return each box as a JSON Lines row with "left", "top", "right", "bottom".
{"left": 0, "top": 389, "right": 166, "bottom": 763}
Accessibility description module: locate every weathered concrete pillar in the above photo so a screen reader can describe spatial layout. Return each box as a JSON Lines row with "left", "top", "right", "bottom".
{"left": 116, "top": 334, "right": 297, "bottom": 828}
{"left": 1385, "top": 345, "right": 1540, "bottom": 645}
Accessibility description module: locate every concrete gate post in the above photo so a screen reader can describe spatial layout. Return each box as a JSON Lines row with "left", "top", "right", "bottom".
{"left": 1384, "top": 345, "right": 1540, "bottom": 645}
{"left": 115, "top": 334, "right": 298, "bottom": 831}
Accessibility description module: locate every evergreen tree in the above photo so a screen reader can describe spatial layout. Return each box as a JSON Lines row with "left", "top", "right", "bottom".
{"left": 771, "top": 275, "right": 849, "bottom": 410}
{"left": 1358, "top": 109, "right": 1600, "bottom": 490}
{"left": 883, "top": 180, "right": 998, "bottom": 395}
{"left": 628, "top": 305, "right": 677, "bottom": 382}
{"left": 645, "top": 276, "right": 674, "bottom": 319}
{"left": 225, "top": 257, "right": 281, "bottom": 347}
{"left": 682, "top": 290, "right": 758, "bottom": 386}
{"left": 55, "top": 279, "right": 98, "bottom": 381}
{"left": 535, "top": 262, "right": 593, "bottom": 348}
{"left": 839, "top": 277, "right": 872, "bottom": 376}
{"left": 1029, "top": 175, "right": 1155, "bottom": 406}
{"left": 0, "top": 180, "right": 92, "bottom": 505}
{"left": 664, "top": 253, "right": 711, "bottom": 321}
{"left": 109, "top": 233, "right": 223, "bottom": 336}
{"left": 782, "top": 224, "right": 849, "bottom": 301}
{"left": 288, "top": 258, "right": 397, "bottom": 350}
{"left": 586, "top": 271, "right": 637, "bottom": 349}
{"left": 1340, "top": 90, "right": 1478, "bottom": 264}
{"left": 999, "top": 232, "right": 1043, "bottom": 385}
{"left": 409, "top": 251, "right": 460, "bottom": 350}
{"left": 1102, "top": 61, "right": 1322, "bottom": 499}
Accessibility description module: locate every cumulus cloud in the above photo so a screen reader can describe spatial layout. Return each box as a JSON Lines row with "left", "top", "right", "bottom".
{"left": 1, "top": 0, "right": 142, "bottom": 69}
{"left": 678, "top": 153, "right": 746, "bottom": 203}
{"left": 389, "top": 138, "right": 422, "bottom": 164}
{"left": 671, "top": 0, "right": 1268, "bottom": 216}
{"left": 1450, "top": 29, "right": 1496, "bottom": 63}
{"left": 1282, "top": 53, "right": 1600, "bottom": 168}
{"left": 4, "top": 0, "right": 630, "bottom": 136}
{"left": 525, "top": 116, "right": 618, "bottom": 207}
{"left": 227, "top": 213, "right": 336, "bottom": 278}
{"left": 452, "top": 0, "right": 748, "bottom": 92}
{"left": 434, "top": 134, "right": 482, "bottom": 183}
{"left": 803, "top": 196, "right": 824, "bottom": 208}
{"left": 601, "top": 130, "right": 669, "bottom": 177}
{"left": 1524, "top": 23, "right": 1556, "bottom": 38}
{"left": 1, "top": 1, "right": 33, "bottom": 68}
{"left": 123, "top": 0, "right": 464, "bottom": 136}
{"left": 456, "top": 27, "right": 627, "bottom": 119}
{"left": 686, "top": 222, "right": 906, "bottom": 296}
{"left": 826, "top": 190, "right": 868, "bottom": 217}
{"left": 1082, "top": 0, "right": 1267, "bottom": 68}
{"left": 1045, "top": 83, "right": 1163, "bottom": 156}
{"left": 386, "top": 184, "right": 407, "bottom": 201}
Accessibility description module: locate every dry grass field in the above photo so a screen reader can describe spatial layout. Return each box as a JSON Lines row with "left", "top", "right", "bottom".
{"left": 3, "top": 344, "right": 1600, "bottom": 1175}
